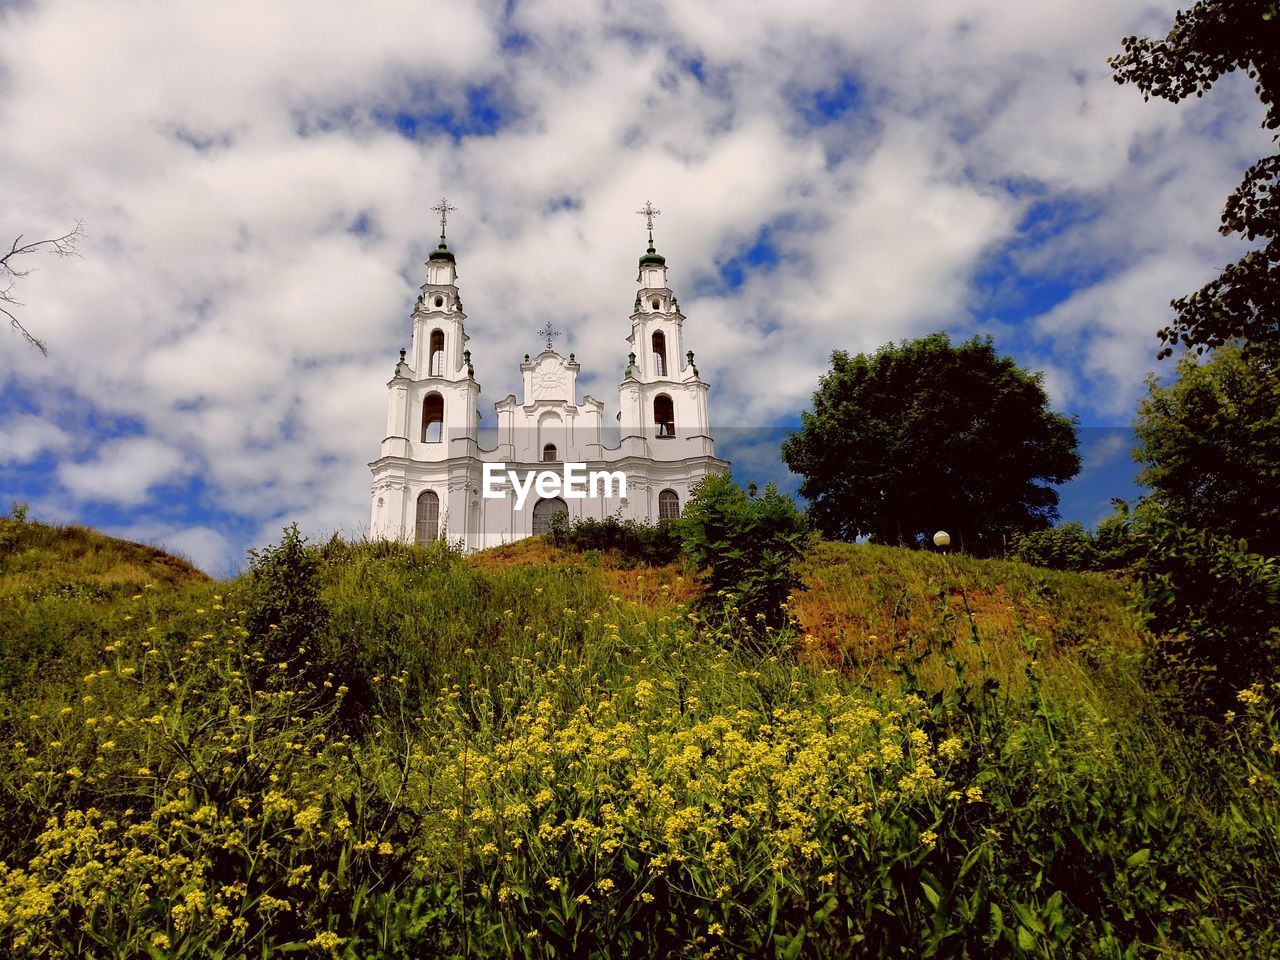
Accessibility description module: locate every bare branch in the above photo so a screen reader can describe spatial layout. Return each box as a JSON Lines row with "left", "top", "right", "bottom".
{"left": 1, "top": 303, "right": 47, "bottom": 356}
{"left": 1, "top": 220, "right": 85, "bottom": 357}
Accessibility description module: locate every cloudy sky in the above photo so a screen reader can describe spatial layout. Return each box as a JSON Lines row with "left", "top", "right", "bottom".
{"left": 1, "top": 0, "right": 1269, "bottom": 573}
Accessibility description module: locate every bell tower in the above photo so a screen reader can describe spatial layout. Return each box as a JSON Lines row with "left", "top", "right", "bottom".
{"left": 618, "top": 202, "right": 714, "bottom": 461}
{"left": 370, "top": 198, "right": 481, "bottom": 540}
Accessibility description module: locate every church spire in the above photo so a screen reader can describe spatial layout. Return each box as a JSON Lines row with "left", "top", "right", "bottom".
{"left": 636, "top": 200, "right": 666, "bottom": 268}
{"left": 429, "top": 196, "right": 458, "bottom": 263}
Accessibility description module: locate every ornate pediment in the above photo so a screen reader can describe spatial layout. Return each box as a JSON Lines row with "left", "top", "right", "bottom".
{"left": 529, "top": 354, "right": 572, "bottom": 402}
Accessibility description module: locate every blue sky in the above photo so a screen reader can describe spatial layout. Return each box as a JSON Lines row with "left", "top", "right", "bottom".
{"left": 1, "top": 0, "right": 1269, "bottom": 574}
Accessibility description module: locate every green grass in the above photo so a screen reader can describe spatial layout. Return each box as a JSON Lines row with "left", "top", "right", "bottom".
{"left": 0, "top": 518, "right": 210, "bottom": 697}
{"left": 0, "top": 516, "right": 1277, "bottom": 958}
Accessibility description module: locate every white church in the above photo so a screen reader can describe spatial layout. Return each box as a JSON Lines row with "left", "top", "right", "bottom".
{"left": 369, "top": 203, "right": 729, "bottom": 550}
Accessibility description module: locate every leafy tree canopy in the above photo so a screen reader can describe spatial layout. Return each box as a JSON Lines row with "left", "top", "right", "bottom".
{"left": 1134, "top": 342, "right": 1280, "bottom": 554}
{"left": 1111, "top": 1, "right": 1280, "bottom": 358}
{"left": 781, "top": 334, "right": 1080, "bottom": 554}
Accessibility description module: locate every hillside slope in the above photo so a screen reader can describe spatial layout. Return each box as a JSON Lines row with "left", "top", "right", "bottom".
{"left": 0, "top": 520, "right": 1274, "bottom": 958}
{"left": 0, "top": 517, "right": 210, "bottom": 694}
{"left": 464, "top": 535, "right": 1147, "bottom": 703}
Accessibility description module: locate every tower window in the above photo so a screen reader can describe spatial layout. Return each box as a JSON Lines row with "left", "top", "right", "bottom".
{"left": 542, "top": 443, "right": 558, "bottom": 462}
{"left": 434, "top": 295, "right": 444, "bottom": 308}
{"left": 654, "top": 394, "right": 675, "bottom": 438}
{"left": 429, "top": 329, "right": 445, "bottom": 377}
{"left": 652, "top": 330, "right": 667, "bottom": 377}
{"left": 415, "top": 490, "right": 440, "bottom": 544}
{"left": 421, "top": 392, "right": 444, "bottom": 442}
{"left": 658, "top": 489, "right": 680, "bottom": 520}
{"left": 652, "top": 298, "right": 660, "bottom": 310}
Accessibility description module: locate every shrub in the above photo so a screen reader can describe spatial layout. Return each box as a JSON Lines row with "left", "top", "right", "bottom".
{"left": 240, "top": 524, "right": 328, "bottom": 677}
{"left": 679, "top": 474, "right": 811, "bottom": 640}
{"left": 1133, "top": 512, "right": 1280, "bottom": 718}
{"left": 545, "top": 513, "right": 682, "bottom": 567}
{"left": 1010, "top": 522, "right": 1097, "bottom": 571}
{"left": 1091, "top": 512, "right": 1143, "bottom": 570}
{"left": 1009, "top": 515, "right": 1141, "bottom": 572}
{"left": 0, "top": 503, "right": 27, "bottom": 553}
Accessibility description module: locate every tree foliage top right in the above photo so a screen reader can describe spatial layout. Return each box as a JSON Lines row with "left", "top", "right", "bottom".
{"left": 781, "top": 334, "right": 1079, "bottom": 555}
{"left": 1110, "top": 0, "right": 1280, "bottom": 359}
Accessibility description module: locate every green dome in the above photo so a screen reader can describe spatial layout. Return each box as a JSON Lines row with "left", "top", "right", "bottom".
{"left": 428, "top": 241, "right": 455, "bottom": 263}
{"left": 638, "top": 243, "right": 665, "bottom": 267}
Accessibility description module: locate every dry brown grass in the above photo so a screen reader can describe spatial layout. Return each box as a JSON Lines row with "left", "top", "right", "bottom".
{"left": 469, "top": 537, "right": 698, "bottom": 612}
{"left": 791, "top": 540, "right": 1147, "bottom": 697}
{"left": 468, "top": 538, "right": 1147, "bottom": 700}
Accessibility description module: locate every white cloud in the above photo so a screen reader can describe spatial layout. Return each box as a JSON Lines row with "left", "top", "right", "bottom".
{"left": 0, "top": 414, "right": 71, "bottom": 465}
{"left": 58, "top": 436, "right": 192, "bottom": 506}
{"left": 0, "top": 0, "right": 1267, "bottom": 558}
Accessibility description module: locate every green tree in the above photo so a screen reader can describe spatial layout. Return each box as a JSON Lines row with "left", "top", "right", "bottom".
{"left": 1134, "top": 343, "right": 1280, "bottom": 554}
{"left": 1111, "top": 1, "right": 1280, "bottom": 358}
{"left": 1127, "top": 345, "right": 1280, "bottom": 714}
{"left": 781, "top": 334, "right": 1080, "bottom": 555}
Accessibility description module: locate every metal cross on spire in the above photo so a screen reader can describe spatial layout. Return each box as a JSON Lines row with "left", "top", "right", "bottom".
{"left": 636, "top": 200, "right": 661, "bottom": 245}
{"left": 430, "top": 196, "right": 457, "bottom": 240}
{"left": 537, "top": 319, "right": 561, "bottom": 351}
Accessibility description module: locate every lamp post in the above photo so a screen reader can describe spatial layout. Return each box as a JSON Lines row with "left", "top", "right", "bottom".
{"left": 933, "top": 530, "right": 951, "bottom": 553}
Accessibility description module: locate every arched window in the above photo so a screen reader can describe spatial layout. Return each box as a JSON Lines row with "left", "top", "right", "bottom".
{"left": 429, "top": 329, "right": 445, "bottom": 377}
{"left": 415, "top": 490, "right": 440, "bottom": 544}
{"left": 542, "top": 443, "right": 558, "bottom": 462}
{"left": 654, "top": 394, "right": 675, "bottom": 438}
{"left": 651, "top": 330, "right": 667, "bottom": 377}
{"left": 532, "top": 497, "right": 567, "bottom": 536}
{"left": 658, "top": 489, "right": 680, "bottom": 521}
{"left": 421, "top": 392, "right": 444, "bottom": 442}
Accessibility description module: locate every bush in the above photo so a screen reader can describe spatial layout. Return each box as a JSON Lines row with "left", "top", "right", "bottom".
{"left": 240, "top": 524, "right": 328, "bottom": 677}
{"left": 1010, "top": 522, "right": 1097, "bottom": 571}
{"left": 545, "top": 513, "right": 682, "bottom": 567}
{"left": 1009, "top": 515, "right": 1141, "bottom": 572}
{"left": 1092, "top": 512, "right": 1143, "bottom": 570}
{"left": 679, "top": 474, "right": 811, "bottom": 640}
{"left": 1133, "top": 512, "right": 1280, "bottom": 718}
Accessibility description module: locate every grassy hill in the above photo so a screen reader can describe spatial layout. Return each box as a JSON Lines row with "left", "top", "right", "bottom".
{"left": 0, "top": 515, "right": 1276, "bottom": 958}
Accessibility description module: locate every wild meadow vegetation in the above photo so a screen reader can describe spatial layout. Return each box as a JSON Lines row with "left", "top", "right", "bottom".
{"left": 2, "top": 505, "right": 1279, "bottom": 959}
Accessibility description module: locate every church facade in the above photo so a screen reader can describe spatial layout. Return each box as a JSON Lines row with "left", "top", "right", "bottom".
{"left": 368, "top": 208, "right": 729, "bottom": 550}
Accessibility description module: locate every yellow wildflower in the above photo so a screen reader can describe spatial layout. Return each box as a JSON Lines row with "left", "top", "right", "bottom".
{"left": 293, "top": 806, "right": 322, "bottom": 831}
{"left": 310, "top": 932, "right": 342, "bottom": 951}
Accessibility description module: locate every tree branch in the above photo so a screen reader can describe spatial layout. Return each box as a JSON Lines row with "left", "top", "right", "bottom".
{"left": 1, "top": 219, "right": 86, "bottom": 357}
